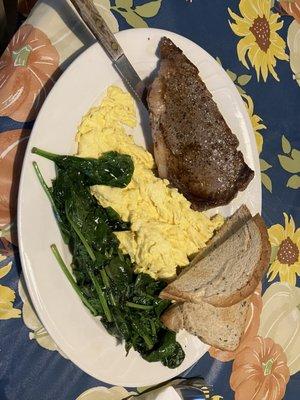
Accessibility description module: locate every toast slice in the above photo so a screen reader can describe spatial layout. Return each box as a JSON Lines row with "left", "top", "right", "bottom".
{"left": 189, "top": 205, "right": 252, "bottom": 267}
{"left": 161, "top": 297, "right": 250, "bottom": 351}
{"left": 160, "top": 214, "right": 270, "bottom": 307}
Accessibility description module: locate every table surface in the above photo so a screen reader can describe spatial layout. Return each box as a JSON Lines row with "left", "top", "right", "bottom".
{"left": 0, "top": 1, "right": 300, "bottom": 399}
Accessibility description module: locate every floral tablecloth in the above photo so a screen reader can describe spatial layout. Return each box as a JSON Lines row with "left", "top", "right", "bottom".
{"left": 0, "top": 0, "right": 300, "bottom": 399}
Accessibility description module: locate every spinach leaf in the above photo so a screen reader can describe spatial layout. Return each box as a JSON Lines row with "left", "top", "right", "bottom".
{"left": 32, "top": 147, "right": 134, "bottom": 187}
{"left": 106, "top": 256, "right": 132, "bottom": 292}
{"left": 33, "top": 147, "right": 185, "bottom": 369}
{"left": 104, "top": 207, "right": 130, "bottom": 231}
{"left": 143, "top": 331, "right": 185, "bottom": 368}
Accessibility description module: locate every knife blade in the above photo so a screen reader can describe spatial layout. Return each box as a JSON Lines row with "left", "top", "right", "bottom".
{"left": 70, "top": 0, "right": 146, "bottom": 103}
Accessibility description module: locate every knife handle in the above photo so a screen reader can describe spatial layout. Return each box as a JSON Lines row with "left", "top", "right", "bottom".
{"left": 70, "top": 0, "right": 123, "bottom": 61}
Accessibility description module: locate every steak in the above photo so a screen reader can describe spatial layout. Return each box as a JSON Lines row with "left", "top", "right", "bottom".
{"left": 147, "top": 37, "right": 254, "bottom": 210}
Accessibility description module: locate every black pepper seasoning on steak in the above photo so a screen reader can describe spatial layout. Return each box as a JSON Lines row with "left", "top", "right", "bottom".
{"left": 147, "top": 37, "right": 254, "bottom": 210}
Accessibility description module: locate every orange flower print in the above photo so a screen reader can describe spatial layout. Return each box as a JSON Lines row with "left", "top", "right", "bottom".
{"left": 0, "top": 24, "right": 59, "bottom": 122}
{"left": 0, "top": 130, "right": 30, "bottom": 244}
{"left": 209, "top": 284, "right": 262, "bottom": 362}
{"left": 230, "top": 336, "right": 290, "bottom": 400}
{"left": 281, "top": 0, "right": 300, "bottom": 23}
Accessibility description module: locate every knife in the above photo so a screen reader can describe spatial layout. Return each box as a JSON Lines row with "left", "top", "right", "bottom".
{"left": 70, "top": 0, "right": 145, "bottom": 104}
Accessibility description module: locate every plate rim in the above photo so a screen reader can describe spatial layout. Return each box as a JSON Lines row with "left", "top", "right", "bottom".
{"left": 17, "top": 27, "right": 261, "bottom": 386}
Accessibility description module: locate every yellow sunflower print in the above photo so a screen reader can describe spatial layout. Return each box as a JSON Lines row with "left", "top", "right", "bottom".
{"left": 228, "top": 0, "right": 289, "bottom": 81}
{"left": 242, "top": 93, "right": 266, "bottom": 154}
{"left": 0, "top": 261, "right": 21, "bottom": 319}
{"left": 268, "top": 214, "right": 300, "bottom": 286}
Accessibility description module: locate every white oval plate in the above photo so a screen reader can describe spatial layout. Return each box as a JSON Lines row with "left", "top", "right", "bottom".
{"left": 18, "top": 28, "right": 261, "bottom": 387}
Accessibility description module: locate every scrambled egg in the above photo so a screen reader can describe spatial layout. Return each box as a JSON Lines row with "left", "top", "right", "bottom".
{"left": 77, "top": 86, "right": 223, "bottom": 279}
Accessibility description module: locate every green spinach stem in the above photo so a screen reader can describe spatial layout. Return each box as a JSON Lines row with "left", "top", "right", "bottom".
{"left": 63, "top": 206, "right": 112, "bottom": 319}
{"left": 100, "top": 269, "right": 116, "bottom": 306}
{"left": 150, "top": 320, "right": 156, "bottom": 337}
{"left": 65, "top": 207, "right": 96, "bottom": 262}
{"left": 33, "top": 162, "right": 69, "bottom": 244}
{"left": 32, "top": 147, "right": 184, "bottom": 368}
{"left": 132, "top": 321, "right": 153, "bottom": 350}
{"left": 87, "top": 268, "right": 112, "bottom": 322}
{"left": 32, "top": 161, "right": 55, "bottom": 208}
{"left": 143, "top": 334, "right": 154, "bottom": 349}
{"left": 126, "top": 302, "right": 154, "bottom": 311}
{"left": 50, "top": 244, "right": 97, "bottom": 316}
{"left": 32, "top": 147, "right": 59, "bottom": 162}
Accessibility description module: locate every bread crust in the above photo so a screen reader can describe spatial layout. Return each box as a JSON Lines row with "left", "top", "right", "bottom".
{"left": 203, "top": 214, "right": 270, "bottom": 307}
{"left": 161, "top": 300, "right": 250, "bottom": 351}
{"left": 160, "top": 205, "right": 252, "bottom": 301}
{"left": 159, "top": 287, "right": 197, "bottom": 302}
{"left": 160, "top": 304, "right": 184, "bottom": 331}
{"left": 189, "top": 204, "right": 252, "bottom": 267}
{"left": 160, "top": 213, "right": 271, "bottom": 307}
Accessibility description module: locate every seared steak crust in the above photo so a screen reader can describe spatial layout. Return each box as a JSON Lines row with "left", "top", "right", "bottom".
{"left": 148, "top": 37, "right": 254, "bottom": 210}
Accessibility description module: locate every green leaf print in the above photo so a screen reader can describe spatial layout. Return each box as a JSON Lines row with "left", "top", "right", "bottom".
{"left": 260, "top": 159, "right": 272, "bottom": 172}
{"left": 115, "top": 0, "right": 133, "bottom": 8}
{"left": 287, "top": 175, "right": 300, "bottom": 189}
{"left": 282, "top": 135, "right": 291, "bottom": 154}
{"left": 237, "top": 74, "right": 252, "bottom": 86}
{"left": 226, "top": 69, "right": 237, "bottom": 82}
{"left": 112, "top": 0, "right": 162, "bottom": 28}
{"left": 278, "top": 135, "right": 300, "bottom": 189}
{"left": 261, "top": 172, "right": 272, "bottom": 192}
{"left": 115, "top": 9, "right": 148, "bottom": 27}
{"left": 278, "top": 155, "right": 300, "bottom": 174}
{"left": 236, "top": 85, "right": 246, "bottom": 94}
{"left": 135, "top": 1, "right": 162, "bottom": 17}
{"left": 291, "top": 148, "right": 300, "bottom": 163}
